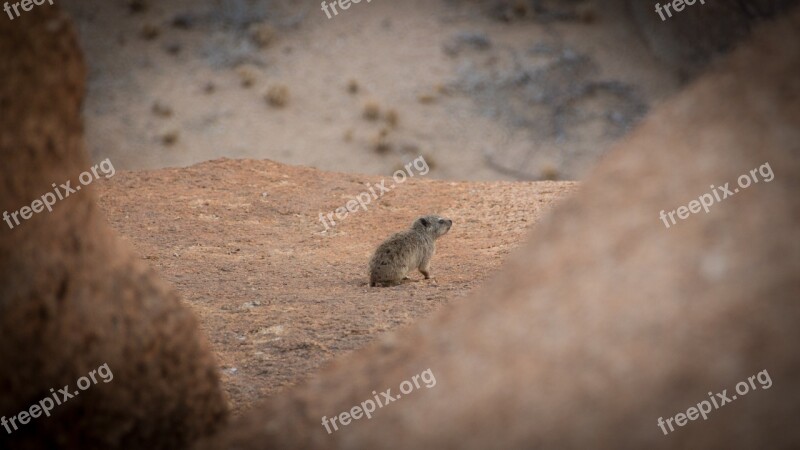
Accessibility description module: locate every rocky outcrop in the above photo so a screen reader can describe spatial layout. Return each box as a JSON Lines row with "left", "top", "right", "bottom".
{"left": 628, "top": 0, "right": 800, "bottom": 78}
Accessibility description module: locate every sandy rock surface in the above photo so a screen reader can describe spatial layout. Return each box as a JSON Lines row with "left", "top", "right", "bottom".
{"left": 95, "top": 159, "right": 578, "bottom": 413}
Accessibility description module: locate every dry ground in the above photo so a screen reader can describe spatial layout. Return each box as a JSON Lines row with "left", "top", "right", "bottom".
{"left": 95, "top": 158, "right": 577, "bottom": 413}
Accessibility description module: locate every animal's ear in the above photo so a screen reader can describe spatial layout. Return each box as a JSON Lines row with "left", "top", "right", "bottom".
{"left": 420, "top": 217, "right": 429, "bottom": 227}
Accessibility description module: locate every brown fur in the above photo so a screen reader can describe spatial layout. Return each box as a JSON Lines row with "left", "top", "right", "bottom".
{"left": 369, "top": 215, "right": 452, "bottom": 287}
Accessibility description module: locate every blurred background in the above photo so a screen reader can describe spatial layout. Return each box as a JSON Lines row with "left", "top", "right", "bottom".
{"left": 61, "top": 0, "right": 796, "bottom": 181}
{"left": 61, "top": 0, "right": 688, "bottom": 181}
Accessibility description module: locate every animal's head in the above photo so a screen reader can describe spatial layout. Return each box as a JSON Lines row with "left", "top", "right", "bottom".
{"left": 413, "top": 215, "right": 452, "bottom": 238}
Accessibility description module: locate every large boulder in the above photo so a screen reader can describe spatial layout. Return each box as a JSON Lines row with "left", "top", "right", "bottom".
{"left": 0, "top": 6, "right": 227, "bottom": 449}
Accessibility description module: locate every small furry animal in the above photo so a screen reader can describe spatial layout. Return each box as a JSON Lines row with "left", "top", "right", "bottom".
{"left": 369, "top": 215, "right": 452, "bottom": 287}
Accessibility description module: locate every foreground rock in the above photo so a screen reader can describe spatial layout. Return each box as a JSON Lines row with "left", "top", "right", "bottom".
{"left": 0, "top": 7, "right": 227, "bottom": 449}
{"left": 197, "top": 9, "right": 800, "bottom": 450}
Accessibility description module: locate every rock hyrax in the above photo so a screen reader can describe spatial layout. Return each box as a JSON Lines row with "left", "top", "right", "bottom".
{"left": 369, "top": 215, "right": 452, "bottom": 287}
